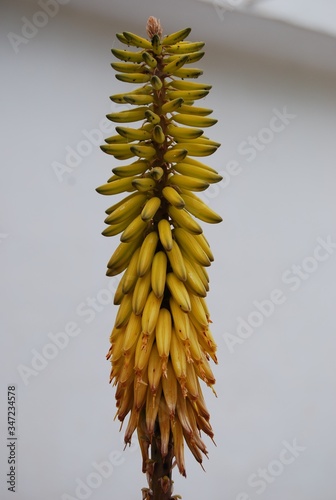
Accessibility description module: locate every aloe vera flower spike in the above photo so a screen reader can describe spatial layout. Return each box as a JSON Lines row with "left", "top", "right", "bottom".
{"left": 97, "top": 16, "right": 222, "bottom": 500}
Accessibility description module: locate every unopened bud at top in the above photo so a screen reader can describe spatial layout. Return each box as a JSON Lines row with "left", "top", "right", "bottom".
{"left": 146, "top": 16, "right": 163, "bottom": 39}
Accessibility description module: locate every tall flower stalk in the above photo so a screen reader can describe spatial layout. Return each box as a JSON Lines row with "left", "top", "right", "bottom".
{"left": 97, "top": 17, "right": 222, "bottom": 499}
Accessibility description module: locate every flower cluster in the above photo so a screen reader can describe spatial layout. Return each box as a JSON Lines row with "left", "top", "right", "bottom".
{"left": 97, "top": 18, "right": 222, "bottom": 497}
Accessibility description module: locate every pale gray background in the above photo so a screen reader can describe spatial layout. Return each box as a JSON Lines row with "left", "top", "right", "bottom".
{"left": 1, "top": 1, "right": 336, "bottom": 499}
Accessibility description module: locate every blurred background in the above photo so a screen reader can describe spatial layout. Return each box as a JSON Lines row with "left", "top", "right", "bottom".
{"left": 1, "top": 1, "right": 336, "bottom": 499}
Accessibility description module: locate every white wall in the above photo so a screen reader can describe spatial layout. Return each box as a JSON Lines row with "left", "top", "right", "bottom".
{"left": 202, "top": 0, "right": 336, "bottom": 38}
{"left": 1, "top": 1, "right": 336, "bottom": 499}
